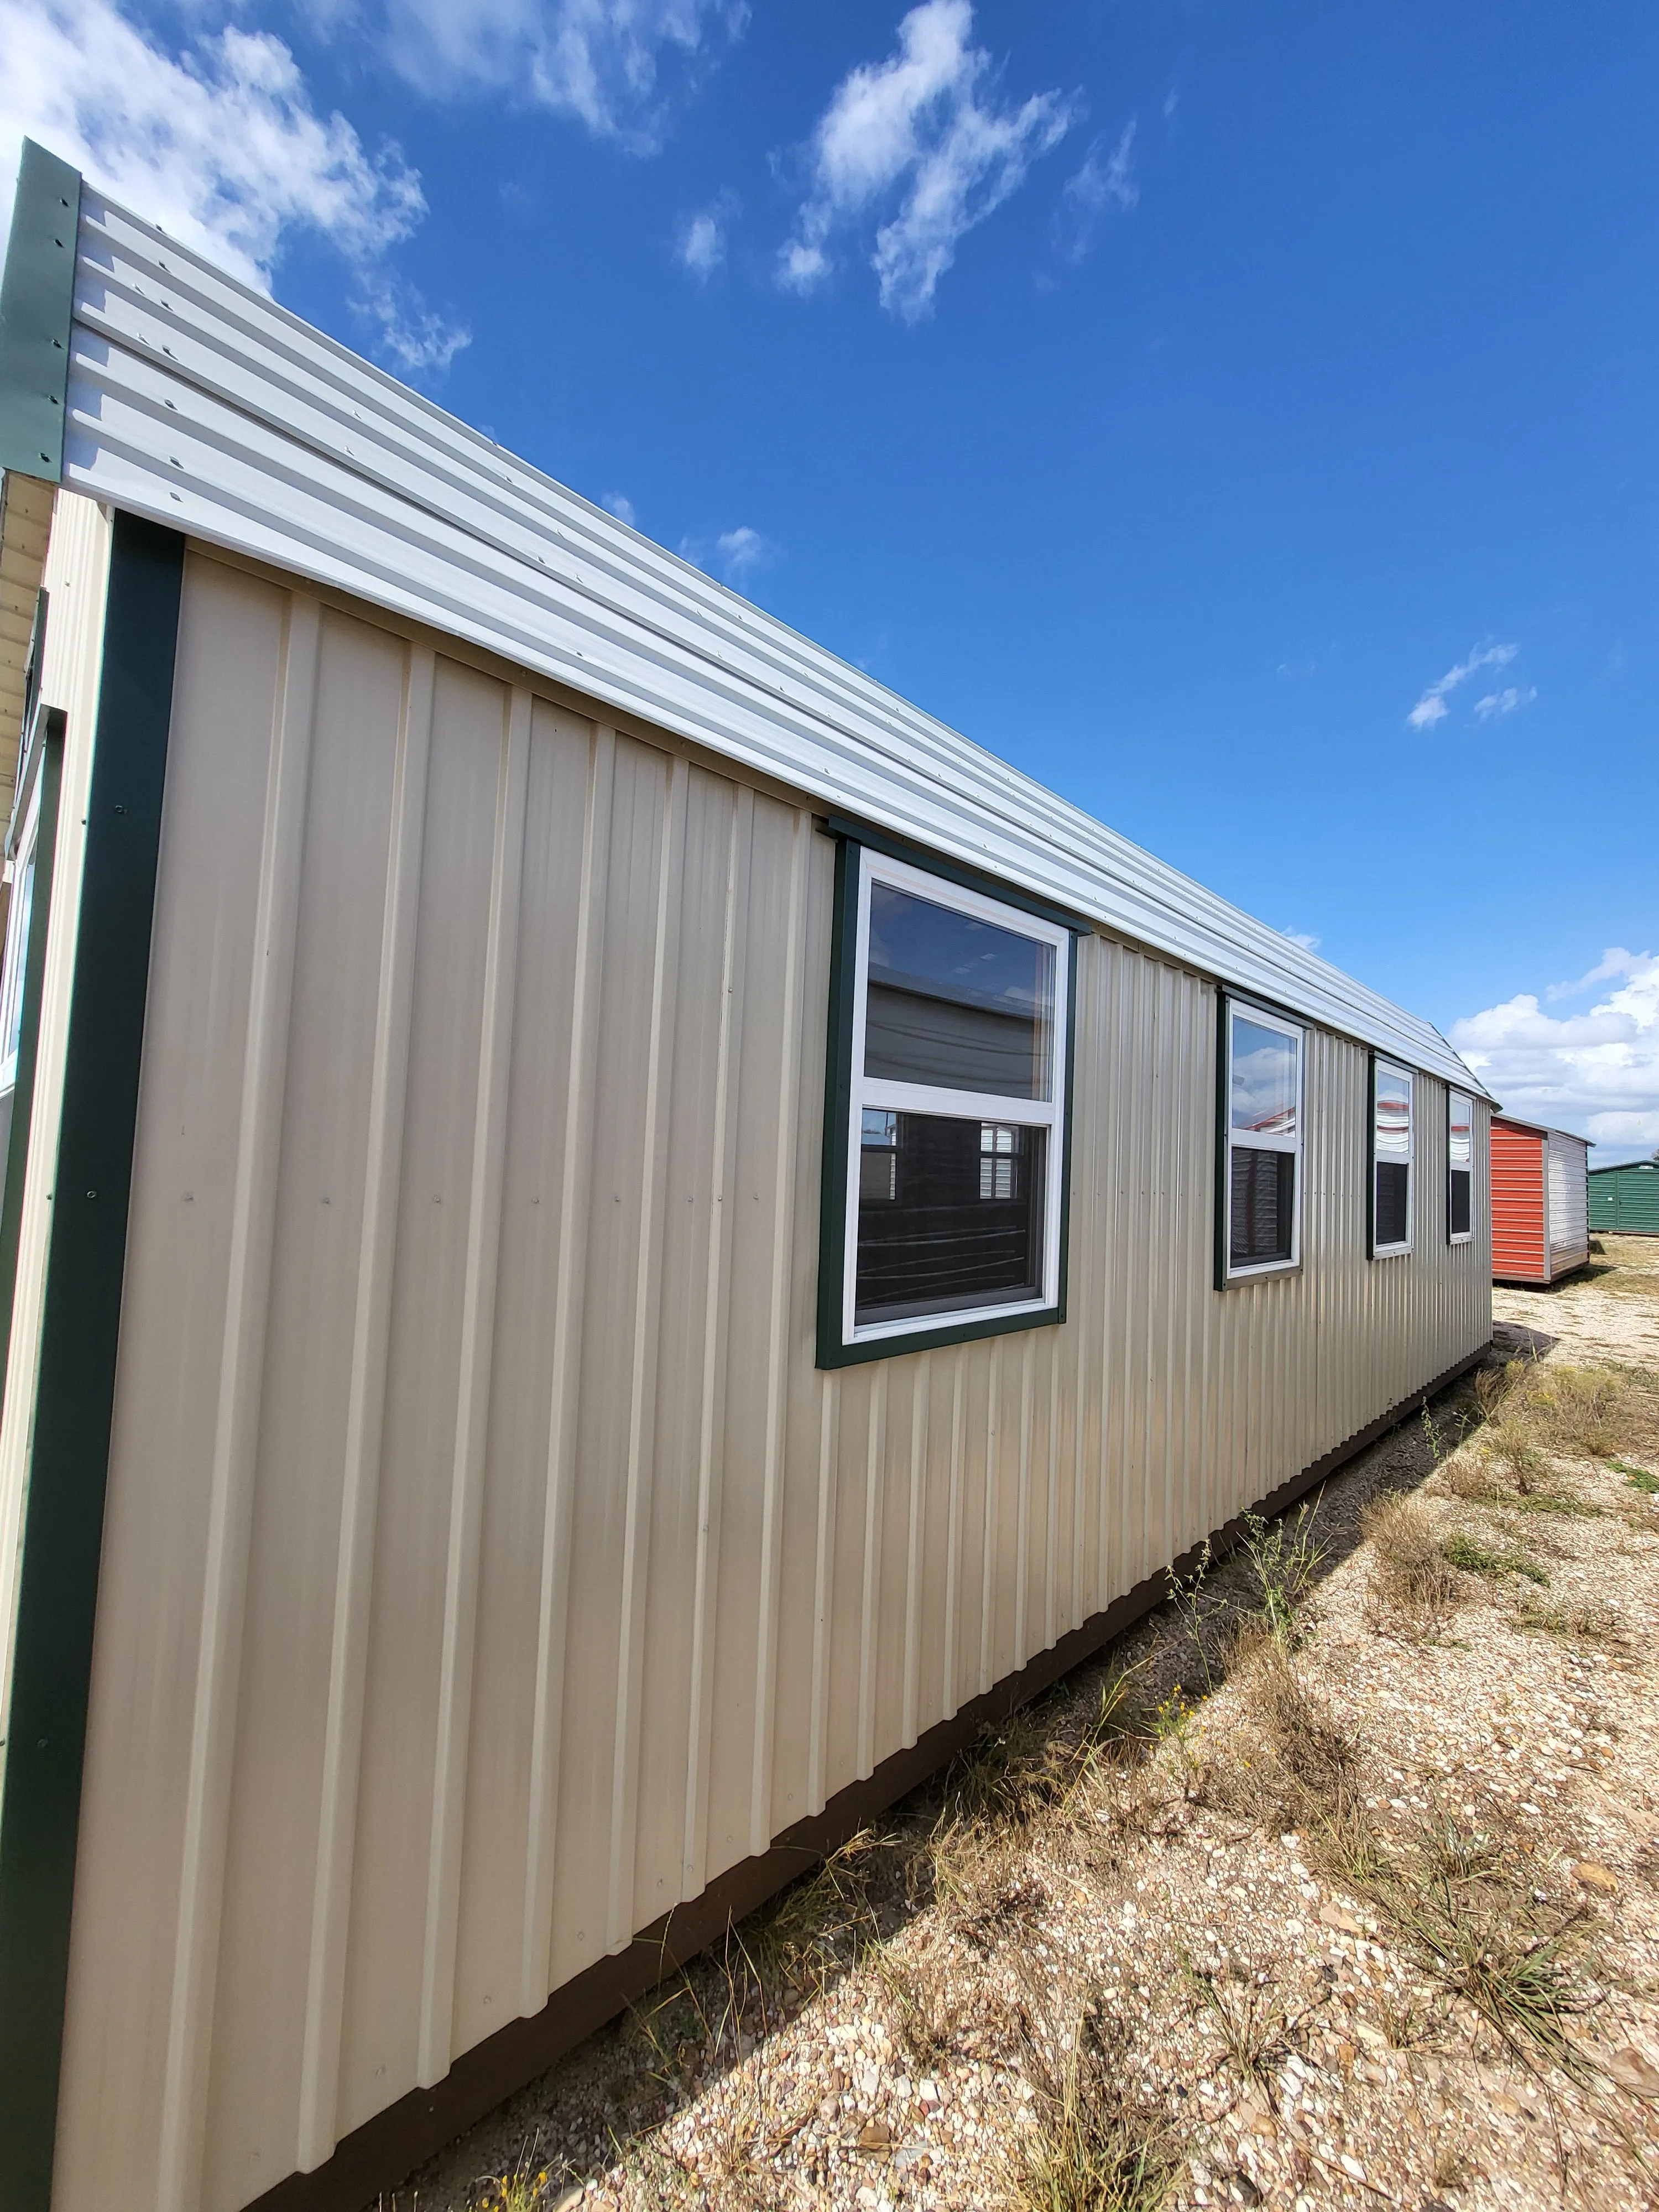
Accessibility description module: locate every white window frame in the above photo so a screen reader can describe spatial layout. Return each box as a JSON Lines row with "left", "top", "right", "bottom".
{"left": 1447, "top": 1088, "right": 1474, "bottom": 1246}
{"left": 0, "top": 770, "right": 43, "bottom": 1097}
{"left": 842, "top": 848, "right": 1071, "bottom": 1351}
{"left": 1372, "top": 1058, "right": 1415, "bottom": 1258}
{"left": 1222, "top": 1001, "right": 1305, "bottom": 1282}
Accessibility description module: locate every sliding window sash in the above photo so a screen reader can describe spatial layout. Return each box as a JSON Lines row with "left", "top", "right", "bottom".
{"left": 817, "top": 835, "right": 1077, "bottom": 1369}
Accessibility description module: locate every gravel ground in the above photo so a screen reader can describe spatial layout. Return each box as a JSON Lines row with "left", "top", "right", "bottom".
{"left": 381, "top": 1235, "right": 1659, "bottom": 2212}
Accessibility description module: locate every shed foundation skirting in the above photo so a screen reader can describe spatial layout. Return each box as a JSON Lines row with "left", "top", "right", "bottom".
{"left": 247, "top": 1340, "right": 1487, "bottom": 2212}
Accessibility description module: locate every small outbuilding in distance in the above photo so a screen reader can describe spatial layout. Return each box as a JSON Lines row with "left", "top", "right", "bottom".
{"left": 1490, "top": 1114, "right": 1592, "bottom": 1286}
{"left": 1589, "top": 1154, "right": 1659, "bottom": 1237}
{"left": 0, "top": 144, "right": 1494, "bottom": 2212}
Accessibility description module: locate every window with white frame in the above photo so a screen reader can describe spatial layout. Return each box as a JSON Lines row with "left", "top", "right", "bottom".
{"left": 1223, "top": 1003, "right": 1303, "bottom": 1279}
{"left": 1372, "top": 1059, "right": 1414, "bottom": 1255}
{"left": 1448, "top": 1089, "right": 1474, "bottom": 1243}
{"left": 827, "top": 847, "right": 1072, "bottom": 1359}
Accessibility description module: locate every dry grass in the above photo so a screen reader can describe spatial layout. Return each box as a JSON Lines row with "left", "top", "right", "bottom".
{"left": 1478, "top": 1357, "right": 1659, "bottom": 1467}
{"left": 1363, "top": 1489, "right": 1460, "bottom": 1622}
{"left": 1006, "top": 2012, "right": 1182, "bottom": 2212}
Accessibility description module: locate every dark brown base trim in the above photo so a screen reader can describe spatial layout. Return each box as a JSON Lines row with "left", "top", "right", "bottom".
{"left": 249, "top": 1342, "right": 1490, "bottom": 2212}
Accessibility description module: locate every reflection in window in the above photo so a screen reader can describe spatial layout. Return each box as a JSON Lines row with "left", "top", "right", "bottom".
{"left": 855, "top": 1115, "right": 1045, "bottom": 1324}
{"left": 1448, "top": 1089, "right": 1473, "bottom": 1241}
{"left": 1374, "top": 1061, "right": 1414, "bottom": 1254}
{"left": 836, "top": 853, "right": 1071, "bottom": 1351}
{"left": 1225, "top": 1005, "right": 1303, "bottom": 1276}
{"left": 865, "top": 883, "right": 1055, "bottom": 1099}
{"left": 860, "top": 1108, "right": 898, "bottom": 1203}
{"left": 980, "top": 1122, "right": 1019, "bottom": 1201}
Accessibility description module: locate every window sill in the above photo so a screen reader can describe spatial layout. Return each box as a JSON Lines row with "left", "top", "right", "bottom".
{"left": 1218, "top": 1260, "right": 1302, "bottom": 1291}
{"left": 818, "top": 1298, "right": 1065, "bottom": 1369}
{"left": 1371, "top": 1243, "right": 1413, "bottom": 1260}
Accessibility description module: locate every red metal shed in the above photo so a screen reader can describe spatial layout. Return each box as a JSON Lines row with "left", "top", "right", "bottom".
{"left": 1491, "top": 1116, "right": 1591, "bottom": 1285}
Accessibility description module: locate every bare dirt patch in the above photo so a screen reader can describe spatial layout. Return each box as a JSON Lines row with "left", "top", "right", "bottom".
{"left": 382, "top": 1246, "right": 1659, "bottom": 2212}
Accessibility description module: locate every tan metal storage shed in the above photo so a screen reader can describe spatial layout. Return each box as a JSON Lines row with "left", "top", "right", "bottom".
{"left": 0, "top": 143, "right": 1494, "bottom": 2212}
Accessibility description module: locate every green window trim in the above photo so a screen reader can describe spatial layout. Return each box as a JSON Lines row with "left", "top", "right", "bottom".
{"left": 816, "top": 828, "right": 1078, "bottom": 1370}
{"left": 1212, "top": 990, "right": 1306, "bottom": 1292}
{"left": 0, "top": 512, "right": 183, "bottom": 2212}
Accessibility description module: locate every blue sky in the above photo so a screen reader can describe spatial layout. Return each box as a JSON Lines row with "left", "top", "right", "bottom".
{"left": 4, "top": 1, "right": 1656, "bottom": 1154}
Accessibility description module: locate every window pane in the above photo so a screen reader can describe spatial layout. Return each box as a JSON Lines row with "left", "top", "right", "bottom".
{"left": 1230, "top": 1146, "right": 1295, "bottom": 1267}
{"left": 1376, "top": 1160, "right": 1410, "bottom": 1247}
{"left": 1449, "top": 1168, "right": 1472, "bottom": 1237}
{"left": 1230, "top": 1016, "right": 1298, "bottom": 1138}
{"left": 1375, "top": 1065, "right": 1412, "bottom": 1159}
{"left": 1449, "top": 1091, "right": 1473, "bottom": 1170}
{"left": 859, "top": 1107, "right": 897, "bottom": 1203}
{"left": 865, "top": 882, "right": 1053, "bottom": 1099}
{"left": 855, "top": 1112, "right": 1045, "bottom": 1323}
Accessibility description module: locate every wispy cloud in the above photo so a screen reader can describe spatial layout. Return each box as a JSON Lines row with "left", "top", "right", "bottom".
{"left": 1546, "top": 946, "right": 1648, "bottom": 1003}
{"left": 0, "top": 0, "right": 466, "bottom": 374}
{"left": 1282, "top": 928, "right": 1321, "bottom": 953}
{"left": 1473, "top": 684, "right": 1537, "bottom": 720}
{"left": 1406, "top": 640, "right": 1517, "bottom": 731}
{"left": 679, "top": 523, "right": 779, "bottom": 586}
{"left": 677, "top": 189, "right": 735, "bottom": 277}
{"left": 1451, "top": 949, "right": 1659, "bottom": 1159}
{"left": 1052, "top": 119, "right": 1137, "bottom": 264}
{"left": 322, "top": 0, "right": 748, "bottom": 151}
{"left": 779, "top": 0, "right": 1076, "bottom": 322}
{"left": 601, "top": 491, "right": 638, "bottom": 525}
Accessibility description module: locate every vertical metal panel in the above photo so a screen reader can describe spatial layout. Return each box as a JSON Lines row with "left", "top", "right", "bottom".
{"left": 53, "top": 551, "right": 1493, "bottom": 2212}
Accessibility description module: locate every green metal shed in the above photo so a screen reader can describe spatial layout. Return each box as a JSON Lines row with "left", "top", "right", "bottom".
{"left": 1589, "top": 1157, "right": 1659, "bottom": 1236}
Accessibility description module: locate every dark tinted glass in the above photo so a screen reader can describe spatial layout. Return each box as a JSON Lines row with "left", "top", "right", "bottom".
{"left": 855, "top": 1113, "right": 1045, "bottom": 1323}
{"left": 1449, "top": 1168, "right": 1472, "bottom": 1238}
{"left": 865, "top": 883, "right": 1053, "bottom": 1099}
{"left": 1230, "top": 1147, "right": 1295, "bottom": 1268}
{"left": 1375, "top": 1160, "right": 1410, "bottom": 1248}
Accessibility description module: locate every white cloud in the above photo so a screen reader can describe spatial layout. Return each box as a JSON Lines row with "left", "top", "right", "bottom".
{"left": 1473, "top": 684, "right": 1537, "bottom": 720}
{"left": 1406, "top": 640, "right": 1517, "bottom": 731}
{"left": 677, "top": 190, "right": 734, "bottom": 278}
{"left": 1450, "top": 950, "right": 1659, "bottom": 1155}
{"left": 679, "top": 523, "right": 777, "bottom": 583}
{"left": 601, "top": 490, "right": 638, "bottom": 525}
{"left": 1053, "top": 120, "right": 1137, "bottom": 263}
{"left": 779, "top": 0, "right": 1076, "bottom": 322}
{"left": 0, "top": 0, "right": 466, "bottom": 374}
{"left": 713, "top": 524, "right": 773, "bottom": 581}
{"left": 1282, "top": 928, "right": 1321, "bottom": 953}
{"left": 332, "top": 0, "right": 747, "bottom": 149}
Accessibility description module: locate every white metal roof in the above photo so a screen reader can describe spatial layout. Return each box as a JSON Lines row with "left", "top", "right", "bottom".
{"left": 38, "top": 174, "right": 1484, "bottom": 1093}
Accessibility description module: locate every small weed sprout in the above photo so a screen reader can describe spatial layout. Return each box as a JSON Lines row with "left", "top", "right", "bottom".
{"left": 1441, "top": 1531, "right": 1549, "bottom": 1586}
{"left": 1240, "top": 1503, "right": 1324, "bottom": 1647}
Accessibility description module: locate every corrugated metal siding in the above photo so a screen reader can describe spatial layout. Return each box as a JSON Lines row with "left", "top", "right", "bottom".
{"left": 54, "top": 552, "right": 1492, "bottom": 2212}
{"left": 1589, "top": 1162, "right": 1659, "bottom": 1235}
{"left": 1491, "top": 1120, "right": 1546, "bottom": 1284}
{"left": 1546, "top": 1135, "right": 1589, "bottom": 1273}
{"left": 46, "top": 184, "right": 1484, "bottom": 1094}
{"left": 0, "top": 488, "right": 111, "bottom": 1737}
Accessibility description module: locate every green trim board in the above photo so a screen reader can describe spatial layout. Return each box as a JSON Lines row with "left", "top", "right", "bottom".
{"left": 0, "top": 142, "right": 81, "bottom": 481}
{"left": 0, "top": 705, "right": 65, "bottom": 1413}
{"left": 815, "top": 826, "right": 1077, "bottom": 1370}
{"left": 0, "top": 513, "right": 184, "bottom": 2212}
{"left": 820, "top": 813, "right": 1089, "bottom": 934}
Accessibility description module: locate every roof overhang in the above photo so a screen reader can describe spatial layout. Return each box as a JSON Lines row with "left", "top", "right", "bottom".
{"left": 0, "top": 139, "right": 1494, "bottom": 1099}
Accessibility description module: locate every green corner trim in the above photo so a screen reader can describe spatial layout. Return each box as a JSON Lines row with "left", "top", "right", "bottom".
{"left": 0, "top": 140, "right": 82, "bottom": 481}
{"left": 0, "top": 513, "right": 182, "bottom": 2212}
